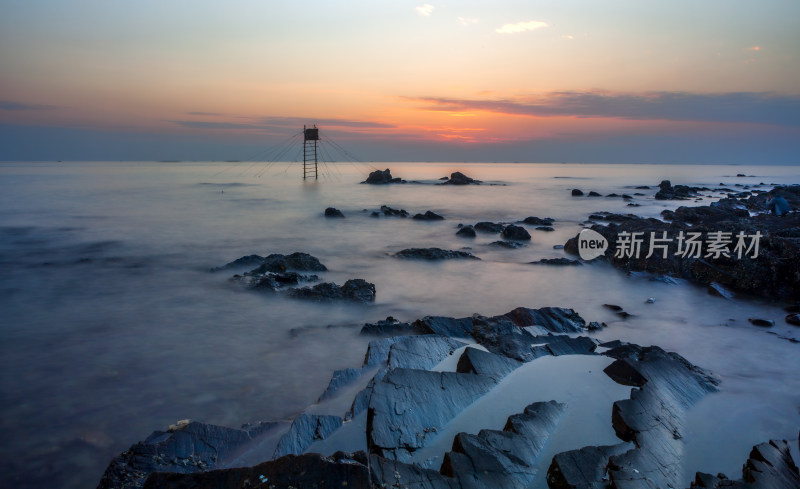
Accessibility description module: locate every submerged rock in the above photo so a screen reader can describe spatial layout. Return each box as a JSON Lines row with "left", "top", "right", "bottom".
{"left": 247, "top": 252, "right": 328, "bottom": 274}
{"left": 655, "top": 179, "right": 704, "bottom": 200}
{"left": 324, "top": 207, "right": 345, "bottom": 218}
{"left": 360, "top": 317, "right": 426, "bottom": 336}
{"left": 535, "top": 225, "right": 555, "bottom": 232}
{"left": 456, "top": 225, "right": 476, "bottom": 238}
{"left": 441, "top": 171, "right": 481, "bottom": 185}
{"left": 786, "top": 313, "right": 800, "bottom": 326}
{"left": 273, "top": 414, "right": 343, "bottom": 459}
{"left": 571, "top": 188, "right": 584, "bottom": 196}
{"left": 502, "top": 224, "right": 531, "bottom": 241}
{"left": 288, "top": 279, "right": 376, "bottom": 302}
{"left": 363, "top": 168, "right": 402, "bottom": 184}
{"left": 412, "top": 210, "right": 445, "bottom": 220}
{"left": 529, "top": 258, "right": 582, "bottom": 266}
{"left": 395, "top": 247, "right": 480, "bottom": 260}
{"left": 690, "top": 439, "right": 800, "bottom": 489}
{"left": 748, "top": 318, "right": 775, "bottom": 327}
{"left": 379, "top": 205, "right": 409, "bottom": 217}
{"left": 210, "top": 254, "right": 265, "bottom": 272}
{"left": 248, "top": 271, "right": 318, "bottom": 291}
{"left": 491, "top": 240, "right": 526, "bottom": 249}
{"left": 522, "top": 216, "right": 554, "bottom": 226}
{"left": 474, "top": 221, "right": 505, "bottom": 233}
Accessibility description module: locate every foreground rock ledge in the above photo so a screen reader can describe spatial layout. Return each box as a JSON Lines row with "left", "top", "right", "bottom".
{"left": 98, "top": 306, "right": 798, "bottom": 489}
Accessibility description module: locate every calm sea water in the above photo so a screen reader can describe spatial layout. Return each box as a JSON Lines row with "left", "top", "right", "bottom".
{"left": 0, "top": 161, "right": 798, "bottom": 488}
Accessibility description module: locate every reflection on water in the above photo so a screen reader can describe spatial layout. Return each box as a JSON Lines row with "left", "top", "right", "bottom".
{"left": 0, "top": 162, "right": 798, "bottom": 488}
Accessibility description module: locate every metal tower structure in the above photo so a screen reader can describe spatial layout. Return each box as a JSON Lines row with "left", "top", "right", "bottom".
{"left": 303, "top": 125, "right": 319, "bottom": 180}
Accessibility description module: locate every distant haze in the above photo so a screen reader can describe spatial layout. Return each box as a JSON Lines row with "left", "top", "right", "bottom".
{"left": 1, "top": 1, "right": 798, "bottom": 164}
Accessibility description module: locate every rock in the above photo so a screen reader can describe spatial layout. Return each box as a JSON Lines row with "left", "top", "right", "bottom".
{"left": 456, "top": 225, "right": 476, "bottom": 237}
{"left": 362, "top": 337, "right": 403, "bottom": 367}
{"left": 324, "top": 207, "right": 344, "bottom": 218}
{"left": 690, "top": 440, "right": 800, "bottom": 488}
{"left": 318, "top": 368, "right": 364, "bottom": 401}
{"left": 471, "top": 314, "right": 538, "bottom": 362}
{"left": 360, "top": 317, "right": 426, "bottom": 336}
{"left": 370, "top": 455, "right": 458, "bottom": 489}
{"left": 387, "top": 335, "right": 467, "bottom": 370}
{"left": 96, "top": 421, "right": 255, "bottom": 489}
{"left": 588, "top": 191, "right": 601, "bottom": 197}
{"left": 547, "top": 443, "right": 631, "bottom": 489}
{"left": 645, "top": 297, "right": 656, "bottom": 304}
{"left": 395, "top": 248, "right": 480, "bottom": 260}
{"left": 380, "top": 205, "right": 409, "bottom": 217}
{"left": 786, "top": 313, "right": 800, "bottom": 326}
{"left": 655, "top": 179, "right": 702, "bottom": 200}
{"left": 441, "top": 171, "right": 481, "bottom": 185}
{"left": 248, "top": 252, "right": 327, "bottom": 274}
{"left": 248, "top": 271, "right": 318, "bottom": 291}
{"left": 474, "top": 221, "right": 505, "bottom": 233}
{"left": 502, "top": 306, "right": 587, "bottom": 333}
{"left": 143, "top": 451, "right": 372, "bottom": 489}
{"left": 748, "top": 318, "right": 775, "bottom": 327}
{"left": 622, "top": 194, "right": 633, "bottom": 199}
{"left": 586, "top": 321, "right": 603, "bottom": 330}
{"left": 606, "top": 193, "right": 619, "bottom": 197}
{"left": 522, "top": 216, "right": 554, "bottom": 226}
{"left": 440, "top": 401, "right": 566, "bottom": 489}
{"left": 603, "top": 304, "right": 623, "bottom": 311}
{"left": 601, "top": 345, "right": 719, "bottom": 489}
{"left": 288, "top": 279, "right": 376, "bottom": 302}
{"left": 363, "top": 168, "right": 401, "bottom": 184}
{"left": 273, "top": 414, "right": 343, "bottom": 458}
{"left": 456, "top": 347, "right": 522, "bottom": 381}
{"left": 210, "top": 254, "right": 264, "bottom": 272}
{"left": 367, "top": 368, "right": 497, "bottom": 458}
{"left": 531, "top": 334, "right": 598, "bottom": 356}
{"left": 708, "top": 282, "right": 735, "bottom": 299}
{"left": 502, "top": 224, "right": 531, "bottom": 241}
{"left": 571, "top": 188, "right": 584, "bottom": 196}
{"left": 491, "top": 240, "right": 526, "bottom": 249}
{"left": 412, "top": 315, "right": 474, "bottom": 337}
{"left": 413, "top": 210, "right": 445, "bottom": 220}
{"left": 535, "top": 226, "right": 555, "bottom": 232}
{"left": 529, "top": 258, "right": 582, "bottom": 266}
{"left": 553, "top": 244, "right": 565, "bottom": 249}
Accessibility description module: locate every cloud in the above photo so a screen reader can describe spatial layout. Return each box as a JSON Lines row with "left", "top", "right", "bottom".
{"left": 172, "top": 116, "right": 395, "bottom": 131}
{"left": 171, "top": 121, "right": 261, "bottom": 130}
{"left": 746, "top": 46, "right": 761, "bottom": 52}
{"left": 407, "top": 91, "right": 800, "bottom": 126}
{"left": 186, "top": 111, "right": 224, "bottom": 116}
{"left": 0, "top": 100, "right": 57, "bottom": 111}
{"left": 458, "top": 17, "right": 479, "bottom": 26}
{"left": 415, "top": 4, "right": 434, "bottom": 16}
{"left": 495, "top": 20, "right": 548, "bottom": 34}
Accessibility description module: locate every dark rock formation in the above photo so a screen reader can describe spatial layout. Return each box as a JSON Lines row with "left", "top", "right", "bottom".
{"left": 413, "top": 210, "right": 445, "bottom": 220}
{"left": 247, "top": 252, "right": 328, "bottom": 274}
{"left": 786, "top": 313, "right": 800, "bottom": 326}
{"left": 273, "top": 414, "right": 343, "bottom": 458}
{"left": 379, "top": 205, "right": 409, "bottom": 217}
{"left": 522, "top": 216, "right": 554, "bottom": 226}
{"left": 360, "top": 317, "right": 427, "bottom": 336}
{"left": 248, "top": 271, "right": 318, "bottom": 291}
{"left": 412, "top": 315, "right": 474, "bottom": 337}
{"left": 529, "top": 258, "right": 582, "bottom": 266}
{"left": 547, "top": 443, "right": 632, "bottom": 489}
{"left": 441, "top": 171, "right": 481, "bottom": 185}
{"left": 318, "top": 368, "right": 364, "bottom": 401}
{"left": 288, "top": 279, "right": 376, "bottom": 302}
{"left": 501, "top": 306, "right": 587, "bottom": 333}
{"left": 502, "top": 224, "right": 531, "bottom": 241}
{"left": 210, "top": 254, "right": 264, "bottom": 272}
{"left": 690, "top": 440, "right": 800, "bottom": 488}
{"left": 655, "top": 179, "right": 703, "bottom": 200}
{"left": 143, "top": 451, "right": 372, "bottom": 489}
{"left": 748, "top": 318, "right": 774, "bottom": 327}
{"left": 324, "top": 207, "right": 344, "bottom": 218}
{"left": 535, "top": 226, "right": 555, "bottom": 232}
{"left": 571, "top": 188, "right": 584, "bottom": 196}
{"left": 456, "top": 225, "right": 476, "bottom": 237}
{"left": 363, "top": 168, "right": 402, "bottom": 184}
{"left": 395, "top": 247, "right": 480, "bottom": 260}
{"left": 474, "top": 221, "right": 505, "bottom": 233}
{"left": 386, "top": 335, "right": 466, "bottom": 370}
{"left": 491, "top": 240, "right": 526, "bottom": 249}
{"left": 588, "top": 191, "right": 601, "bottom": 197}
{"left": 456, "top": 347, "right": 522, "bottom": 381}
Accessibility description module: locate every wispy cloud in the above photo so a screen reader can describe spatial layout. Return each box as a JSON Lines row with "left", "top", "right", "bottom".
{"left": 407, "top": 91, "right": 800, "bottom": 127}
{"left": 495, "top": 20, "right": 548, "bottom": 34}
{"left": 458, "top": 16, "right": 479, "bottom": 26}
{"left": 0, "top": 100, "right": 57, "bottom": 111}
{"left": 186, "top": 111, "right": 224, "bottom": 116}
{"left": 172, "top": 121, "right": 261, "bottom": 130}
{"left": 172, "top": 116, "right": 395, "bottom": 131}
{"left": 415, "top": 4, "right": 434, "bottom": 16}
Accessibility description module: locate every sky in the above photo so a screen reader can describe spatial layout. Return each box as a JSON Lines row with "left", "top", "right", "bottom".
{"left": 1, "top": 0, "right": 799, "bottom": 163}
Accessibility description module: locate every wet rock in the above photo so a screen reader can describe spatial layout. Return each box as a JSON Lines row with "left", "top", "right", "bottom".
{"left": 387, "top": 335, "right": 467, "bottom": 370}
{"left": 601, "top": 345, "right": 720, "bottom": 489}
{"left": 97, "top": 421, "right": 254, "bottom": 489}
{"left": 441, "top": 171, "right": 481, "bottom": 185}
{"left": 370, "top": 455, "right": 458, "bottom": 489}
{"left": 522, "top": 216, "right": 554, "bottom": 226}
{"left": 748, "top": 318, "right": 775, "bottom": 327}
{"left": 491, "top": 240, "right": 526, "bottom": 249}
{"left": 248, "top": 271, "right": 318, "bottom": 291}
{"left": 535, "top": 226, "right": 555, "bottom": 232}
{"left": 645, "top": 297, "right": 656, "bottom": 304}
{"left": 690, "top": 440, "right": 800, "bottom": 488}
{"left": 456, "top": 347, "right": 522, "bottom": 381}
{"left": 324, "top": 207, "right": 345, "bottom": 218}
{"left": 588, "top": 191, "right": 601, "bottom": 197}
{"left": 474, "top": 221, "right": 505, "bottom": 233}
{"left": 440, "top": 401, "right": 566, "bottom": 489}
{"left": 606, "top": 193, "right": 619, "bottom": 197}
{"left": 360, "top": 317, "right": 426, "bottom": 336}
{"left": 571, "top": 188, "right": 584, "bottom": 196}
{"left": 529, "top": 258, "right": 582, "bottom": 266}
{"left": 531, "top": 334, "right": 598, "bottom": 356}
{"left": 318, "top": 368, "right": 364, "bottom": 401}
{"left": 367, "top": 368, "right": 497, "bottom": 458}
{"left": 412, "top": 315, "right": 474, "bottom": 337}
{"left": 587, "top": 321, "right": 604, "bottom": 330}
{"left": 708, "top": 282, "right": 735, "bottom": 299}
{"left": 247, "top": 252, "right": 328, "bottom": 274}
{"left": 603, "top": 304, "right": 623, "bottom": 311}
{"left": 380, "top": 205, "right": 409, "bottom": 217}
{"left": 471, "top": 314, "right": 538, "bottom": 362}
{"left": 502, "top": 224, "right": 531, "bottom": 241}
{"left": 273, "top": 414, "right": 343, "bottom": 458}
{"left": 456, "top": 225, "right": 476, "bottom": 238}
{"left": 413, "top": 210, "right": 445, "bottom": 220}
{"left": 288, "top": 279, "right": 376, "bottom": 302}
{"left": 395, "top": 248, "right": 480, "bottom": 260}
{"left": 210, "top": 254, "right": 264, "bottom": 272}
{"left": 547, "top": 443, "right": 631, "bottom": 489}
{"left": 363, "top": 168, "right": 402, "bottom": 184}
{"left": 655, "top": 179, "right": 702, "bottom": 200}
{"left": 143, "top": 451, "right": 372, "bottom": 489}
{"left": 786, "top": 313, "right": 800, "bottom": 326}
{"left": 553, "top": 244, "right": 565, "bottom": 249}
{"left": 501, "top": 306, "right": 587, "bottom": 333}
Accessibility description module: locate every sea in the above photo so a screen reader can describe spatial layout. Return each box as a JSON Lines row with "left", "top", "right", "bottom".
{"left": 0, "top": 161, "right": 798, "bottom": 489}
